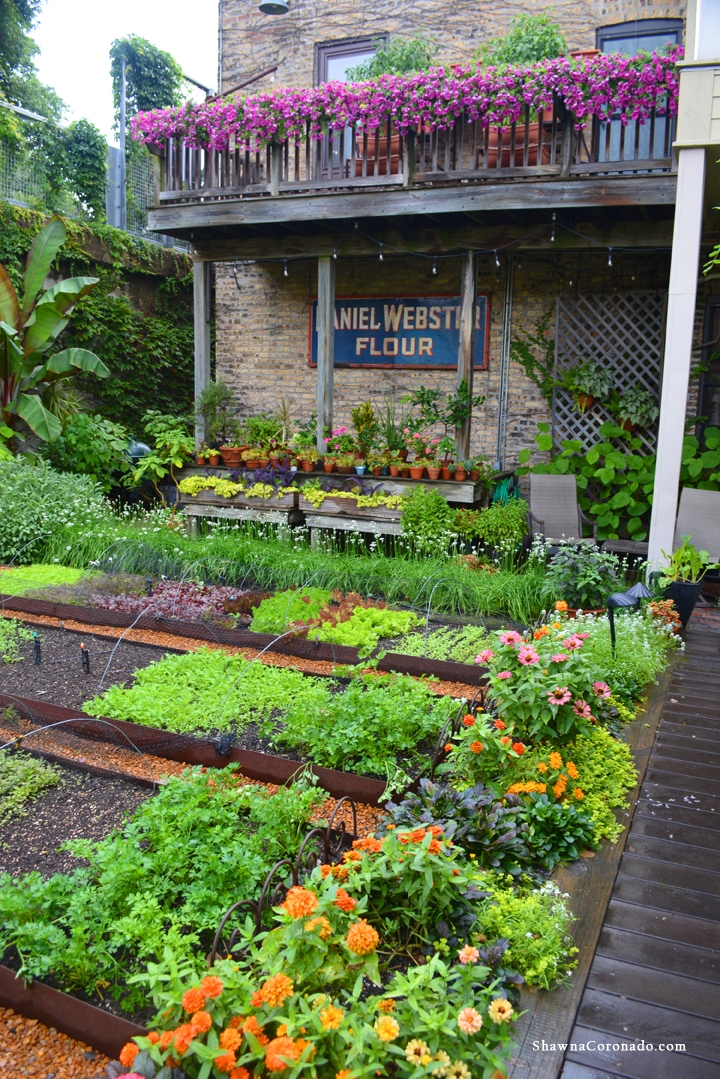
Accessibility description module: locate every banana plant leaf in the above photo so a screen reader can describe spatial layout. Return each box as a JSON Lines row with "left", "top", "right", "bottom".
{"left": 16, "top": 392, "right": 62, "bottom": 441}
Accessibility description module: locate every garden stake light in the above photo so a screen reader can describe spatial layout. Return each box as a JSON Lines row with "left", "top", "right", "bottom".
{"left": 145, "top": 576, "right": 153, "bottom": 597}
{"left": 80, "top": 643, "right": 91, "bottom": 674}
{"left": 33, "top": 633, "right": 41, "bottom": 665}
{"left": 606, "top": 582, "right": 652, "bottom": 651}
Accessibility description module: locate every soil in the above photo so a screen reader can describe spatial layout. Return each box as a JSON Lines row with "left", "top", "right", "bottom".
{"left": 0, "top": 762, "right": 151, "bottom": 879}
{"left": 0, "top": 1007, "right": 112, "bottom": 1079}
{"left": 0, "top": 624, "right": 180, "bottom": 712}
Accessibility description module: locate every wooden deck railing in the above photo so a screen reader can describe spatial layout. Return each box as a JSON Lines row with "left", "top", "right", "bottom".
{"left": 155, "top": 104, "right": 675, "bottom": 204}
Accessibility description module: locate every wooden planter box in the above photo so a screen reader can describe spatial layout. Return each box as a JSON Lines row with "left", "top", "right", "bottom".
{"left": 299, "top": 495, "right": 402, "bottom": 539}
{"left": 186, "top": 490, "right": 298, "bottom": 510}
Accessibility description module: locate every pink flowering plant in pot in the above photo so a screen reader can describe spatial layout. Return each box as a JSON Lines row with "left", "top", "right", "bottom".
{"left": 476, "top": 624, "right": 611, "bottom": 743}
{"left": 323, "top": 426, "right": 356, "bottom": 454}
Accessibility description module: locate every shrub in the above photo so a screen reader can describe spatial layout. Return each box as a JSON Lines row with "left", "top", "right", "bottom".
{"left": 0, "top": 750, "right": 62, "bottom": 821}
{"left": 480, "top": 13, "right": 567, "bottom": 65}
{"left": 400, "top": 485, "right": 456, "bottom": 552}
{"left": 519, "top": 794, "right": 598, "bottom": 872}
{"left": 40, "top": 412, "right": 131, "bottom": 491}
{"left": 542, "top": 545, "right": 624, "bottom": 610}
{"left": 83, "top": 647, "right": 327, "bottom": 734}
{"left": 455, "top": 498, "right": 528, "bottom": 553}
{"left": 266, "top": 672, "right": 456, "bottom": 777}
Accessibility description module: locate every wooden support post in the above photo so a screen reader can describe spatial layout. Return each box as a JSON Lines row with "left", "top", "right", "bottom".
{"left": 270, "top": 140, "right": 281, "bottom": 196}
{"left": 403, "top": 129, "right": 416, "bottom": 188}
{"left": 193, "top": 261, "right": 211, "bottom": 449}
{"left": 559, "top": 104, "right": 574, "bottom": 179}
{"left": 455, "top": 251, "right": 477, "bottom": 460}
{"left": 316, "top": 256, "right": 335, "bottom": 455}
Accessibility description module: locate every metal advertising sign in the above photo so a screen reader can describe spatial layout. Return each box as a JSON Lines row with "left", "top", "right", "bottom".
{"left": 309, "top": 294, "right": 490, "bottom": 369}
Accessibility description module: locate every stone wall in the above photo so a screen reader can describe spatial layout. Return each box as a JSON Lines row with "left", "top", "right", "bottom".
{"left": 221, "top": 0, "right": 685, "bottom": 92}
{"left": 215, "top": 249, "right": 673, "bottom": 465}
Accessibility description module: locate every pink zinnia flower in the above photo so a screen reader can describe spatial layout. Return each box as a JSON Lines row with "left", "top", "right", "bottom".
{"left": 457, "top": 1007, "right": 483, "bottom": 1035}
{"left": 547, "top": 687, "right": 571, "bottom": 706}
{"left": 458, "top": 945, "right": 480, "bottom": 965}
{"left": 517, "top": 646, "right": 540, "bottom": 666}
{"left": 499, "top": 630, "right": 523, "bottom": 646}
{"left": 573, "top": 699, "right": 592, "bottom": 717}
{"left": 562, "top": 636, "right": 583, "bottom": 651}
{"left": 475, "top": 649, "right": 495, "bottom": 664}
{"left": 497, "top": 671, "right": 513, "bottom": 680}
{"left": 551, "top": 653, "right": 569, "bottom": 663}
{"left": 576, "top": 631, "right": 590, "bottom": 639}
{"left": 593, "top": 681, "right": 611, "bottom": 698}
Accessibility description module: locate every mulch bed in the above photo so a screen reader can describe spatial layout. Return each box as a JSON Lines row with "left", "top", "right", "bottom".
{"left": 0, "top": 763, "right": 151, "bottom": 879}
{"left": 0, "top": 1007, "right": 112, "bottom": 1079}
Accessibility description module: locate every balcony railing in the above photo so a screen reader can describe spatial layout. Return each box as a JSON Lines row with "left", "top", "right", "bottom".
{"left": 155, "top": 105, "right": 675, "bottom": 205}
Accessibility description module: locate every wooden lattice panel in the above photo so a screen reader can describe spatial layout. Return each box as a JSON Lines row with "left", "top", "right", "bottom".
{"left": 553, "top": 291, "right": 666, "bottom": 453}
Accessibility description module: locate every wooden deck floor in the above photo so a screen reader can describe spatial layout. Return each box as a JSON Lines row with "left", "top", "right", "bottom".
{"left": 561, "top": 619, "right": 720, "bottom": 1079}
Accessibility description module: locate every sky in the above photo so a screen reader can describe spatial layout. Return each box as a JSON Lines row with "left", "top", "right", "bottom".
{"left": 32, "top": 0, "right": 220, "bottom": 144}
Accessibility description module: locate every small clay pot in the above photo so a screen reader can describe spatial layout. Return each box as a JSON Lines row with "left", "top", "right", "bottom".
{"left": 220, "top": 446, "right": 243, "bottom": 468}
{"left": 427, "top": 467, "right": 441, "bottom": 481}
{"left": 195, "top": 456, "right": 206, "bottom": 466}
{"left": 401, "top": 467, "right": 411, "bottom": 478}
{"left": 372, "top": 466, "right": 383, "bottom": 476}
{"left": 470, "top": 469, "right": 480, "bottom": 481}
{"left": 455, "top": 468, "right": 467, "bottom": 481}
{"left": 300, "top": 459, "right": 315, "bottom": 472}
{"left": 269, "top": 456, "right": 281, "bottom": 468}
{"left": 244, "top": 459, "right": 260, "bottom": 469}
{"left": 576, "top": 392, "right": 595, "bottom": 412}
{"left": 620, "top": 418, "right": 635, "bottom": 432}
{"left": 337, "top": 465, "right": 354, "bottom": 475}
{"left": 323, "top": 460, "right": 336, "bottom": 473}
{"left": 389, "top": 464, "right": 400, "bottom": 476}
{"left": 353, "top": 450, "right": 364, "bottom": 460}
{"left": 398, "top": 449, "right": 409, "bottom": 461}
{"left": 409, "top": 466, "right": 426, "bottom": 480}
{"left": 208, "top": 454, "right": 221, "bottom": 466}
{"left": 257, "top": 458, "right": 270, "bottom": 468}
{"left": 441, "top": 467, "right": 454, "bottom": 480}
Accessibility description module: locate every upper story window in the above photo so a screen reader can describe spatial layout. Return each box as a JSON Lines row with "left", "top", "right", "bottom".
{"left": 316, "top": 37, "right": 386, "bottom": 84}
{"left": 596, "top": 18, "right": 683, "bottom": 55}
{"left": 695, "top": 0, "right": 720, "bottom": 59}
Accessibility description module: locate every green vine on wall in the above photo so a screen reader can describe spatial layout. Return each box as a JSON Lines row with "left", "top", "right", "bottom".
{"left": 510, "top": 306, "right": 556, "bottom": 405}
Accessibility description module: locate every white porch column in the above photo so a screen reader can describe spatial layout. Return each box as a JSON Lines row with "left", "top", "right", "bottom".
{"left": 316, "top": 256, "right": 335, "bottom": 455}
{"left": 647, "top": 147, "right": 706, "bottom": 569}
{"left": 193, "top": 261, "right": 211, "bottom": 448}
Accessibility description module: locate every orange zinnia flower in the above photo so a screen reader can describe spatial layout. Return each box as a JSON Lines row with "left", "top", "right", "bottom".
{"left": 574, "top": 787, "right": 584, "bottom": 800}
{"left": 214, "top": 1050, "right": 237, "bottom": 1073}
{"left": 334, "top": 888, "right": 356, "bottom": 912}
{"left": 260, "top": 973, "right": 294, "bottom": 1009}
{"left": 352, "top": 837, "right": 383, "bottom": 853}
{"left": 377, "top": 998, "right": 396, "bottom": 1013}
{"left": 182, "top": 987, "right": 206, "bottom": 1014}
{"left": 159, "top": 1030, "right": 175, "bottom": 1050}
{"left": 336, "top": 1071, "right": 352, "bottom": 1079}
{"left": 146, "top": 1032, "right": 159, "bottom": 1045}
{"left": 119, "top": 1043, "right": 139, "bottom": 1068}
{"left": 201, "top": 975, "right": 224, "bottom": 999}
{"left": 231, "top": 1069, "right": 251, "bottom": 1079}
{"left": 172, "top": 1023, "right": 194, "bottom": 1056}
{"left": 320, "top": 864, "right": 333, "bottom": 878}
{"left": 228, "top": 1015, "right": 243, "bottom": 1029}
{"left": 538, "top": 761, "right": 548, "bottom": 773}
{"left": 265, "top": 1036, "right": 302, "bottom": 1072}
{"left": 306, "top": 915, "right": 332, "bottom": 939}
{"left": 500, "top": 736, "right": 511, "bottom": 746}
{"left": 332, "top": 863, "right": 350, "bottom": 880}
{"left": 494, "top": 718, "right": 506, "bottom": 730}
{"left": 374, "top": 1016, "right": 400, "bottom": 1042}
{"left": 462, "top": 714, "right": 476, "bottom": 727}
{"left": 512, "top": 742, "right": 526, "bottom": 755}
{"left": 554, "top": 600, "right": 568, "bottom": 612}
{"left": 566, "top": 761, "right": 579, "bottom": 779}
{"left": 343, "top": 850, "right": 362, "bottom": 863}
{"left": 281, "top": 886, "right": 318, "bottom": 918}
{"left": 346, "top": 919, "right": 379, "bottom": 956}
{"left": 220, "top": 1028, "right": 243, "bottom": 1052}
{"left": 243, "top": 1015, "right": 269, "bottom": 1047}
{"left": 428, "top": 825, "right": 443, "bottom": 836}
{"left": 549, "top": 751, "right": 563, "bottom": 770}
{"left": 469, "top": 740, "right": 484, "bottom": 753}
{"left": 190, "top": 1010, "right": 212, "bottom": 1036}
{"left": 320, "top": 1005, "right": 344, "bottom": 1030}
{"left": 444, "top": 742, "right": 453, "bottom": 752}
{"left": 428, "top": 838, "right": 442, "bottom": 854}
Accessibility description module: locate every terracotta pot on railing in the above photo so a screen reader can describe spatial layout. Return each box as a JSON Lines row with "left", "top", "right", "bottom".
{"left": 353, "top": 134, "right": 402, "bottom": 177}
{"left": 486, "top": 123, "right": 550, "bottom": 168}
{"left": 570, "top": 49, "right": 601, "bottom": 59}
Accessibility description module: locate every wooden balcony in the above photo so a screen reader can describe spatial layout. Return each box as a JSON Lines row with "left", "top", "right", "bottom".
{"left": 148, "top": 105, "right": 677, "bottom": 233}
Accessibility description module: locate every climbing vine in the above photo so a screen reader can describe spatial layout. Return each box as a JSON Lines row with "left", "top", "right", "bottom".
{"left": 510, "top": 306, "right": 557, "bottom": 405}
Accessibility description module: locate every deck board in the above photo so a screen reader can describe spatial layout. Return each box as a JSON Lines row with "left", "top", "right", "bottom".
{"left": 559, "top": 623, "right": 720, "bottom": 1079}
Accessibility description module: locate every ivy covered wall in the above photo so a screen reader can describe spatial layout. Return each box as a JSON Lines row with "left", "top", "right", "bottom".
{"left": 0, "top": 201, "right": 196, "bottom": 432}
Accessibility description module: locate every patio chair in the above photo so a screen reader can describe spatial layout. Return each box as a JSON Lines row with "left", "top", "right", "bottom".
{"left": 527, "top": 474, "right": 597, "bottom": 544}
{"left": 673, "top": 487, "right": 720, "bottom": 561}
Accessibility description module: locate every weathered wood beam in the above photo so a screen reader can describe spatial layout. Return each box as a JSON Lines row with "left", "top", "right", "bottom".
{"left": 456, "top": 252, "right": 477, "bottom": 460}
{"left": 193, "top": 261, "right": 211, "bottom": 449}
{"left": 190, "top": 219, "right": 674, "bottom": 262}
{"left": 316, "top": 257, "right": 335, "bottom": 456}
{"left": 151, "top": 176, "right": 676, "bottom": 236}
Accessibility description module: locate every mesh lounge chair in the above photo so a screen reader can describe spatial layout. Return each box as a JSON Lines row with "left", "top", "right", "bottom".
{"left": 673, "top": 487, "right": 720, "bottom": 561}
{"left": 527, "top": 474, "right": 597, "bottom": 544}
{"left": 604, "top": 487, "right": 720, "bottom": 561}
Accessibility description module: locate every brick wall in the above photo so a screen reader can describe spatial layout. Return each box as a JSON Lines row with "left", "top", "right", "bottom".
{"left": 221, "top": 0, "right": 685, "bottom": 92}
{"left": 215, "top": 249, "right": 673, "bottom": 465}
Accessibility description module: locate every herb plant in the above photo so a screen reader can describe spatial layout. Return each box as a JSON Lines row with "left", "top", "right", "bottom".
{"left": 393, "top": 624, "right": 495, "bottom": 664}
{"left": 0, "top": 749, "right": 62, "bottom": 821}
{"left": 519, "top": 793, "right": 598, "bottom": 872}
{"left": 0, "top": 616, "right": 34, "bottom": 661}
{"left": 542, "top": 544, "right": 623, "bottom": 609}
{"left": 401, "top": 486, "right": 456, "bottom": 550}
{"left": 479, "top": 13, "right": 567, "bottom": 64}
{"left": 249, "top": 587, "right": 333, "bottom": 633}
{"left": 659, "top": 535, "right": 719, "bottom": 584}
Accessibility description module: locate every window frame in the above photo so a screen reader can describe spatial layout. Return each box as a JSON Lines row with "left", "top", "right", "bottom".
{"left": 697, "top": 295, "right": 720, "bottom": 441}
{"left": 314, "top": 35, "right": 388, "bottom": 85}
{"left": 595, "top": 18, "right": 684, "bottom": 52}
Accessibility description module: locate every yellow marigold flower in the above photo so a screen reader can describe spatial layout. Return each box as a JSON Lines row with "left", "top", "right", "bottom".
{"left": 374, "top": 1016, "right": 400, "bottom": 1042}
{"left": 574, "top": 787, "right": 584, "bottom": 800}
{"left": 549, "top": 751, "right": 563, "bottom": 770}
{"left": 566, "top": 761, "right": 579, "bottom": 779}
{"left": 552, "top": 621, "right": 563, "bottom": 629}
{"left": 306, "top": 915, "right": 332, "bottom": 940}
{"left": 537, "top": 762, "right": 548, "bottom": 773}
{"left": 320, "top": 1005, "right": 343, "bottom": 1031}
{"left": 457, "top": 1007, "right": 483, "bottom": 1034}
{"left": 488, "top": 998, "right": 514, "bottom": 1024}
{"left": 346, "top": 919, "right": 379, "bottom": 956}
{"left": 281, "top": 886, "right": 318, "bottom": 918}
{"left": 405, "top": 1039, "right": 431, "bottom": 1064}
{"left": 377, "top": 998, "right": 396, "bottom": 1013}
{"left": 260, "top": 973, "right": 294, "bottom": 1008}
